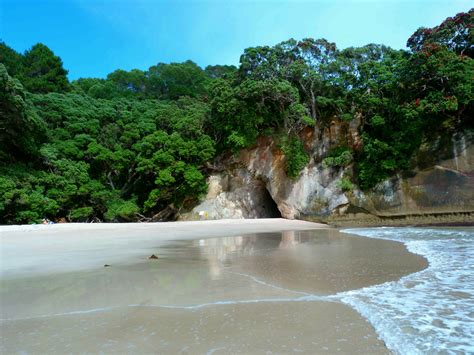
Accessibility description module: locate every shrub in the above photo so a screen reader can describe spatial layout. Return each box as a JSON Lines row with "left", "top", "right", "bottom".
{"left": 322, "top": 147, "right": 353, "bottom": 168}
{"left": 69, "top": 207, "right": 94, "bottom": 221}
{"left": 280, "top": 137, "right": 310, "bottom": 179}
{"left": 337, "top": 177, "right": 354, "bottom": 192}
{"left": 105, "top": 199, "right": 139, "bottom": 221}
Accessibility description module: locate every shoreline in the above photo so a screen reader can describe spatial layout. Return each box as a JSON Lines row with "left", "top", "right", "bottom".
{"left": 0, "top": 219, "right": 427, "bottom": 353}
{"left": 338, "top": 226, "right": 473, "bottom": 354}
{"left": 0, "top": 218, "right": 429, "bottom": 282}
{"left": 2, "top": 211, "right": 473, "bottom": 230}
{"left": 0, "top": 219, "right": 329, "bottom": 279}
{"left": 0, "top": 218, "right": 330, "bottom": 235}
{"left": 1, "top": 219, "right": 428, "bottom": 353}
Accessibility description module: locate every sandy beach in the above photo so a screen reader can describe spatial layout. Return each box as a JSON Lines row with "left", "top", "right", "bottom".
{"left": 0, "top": 219, "right": 427, "bottom": 353}
{"left": 0, "top": 219, "right": 327, "bottom": 278}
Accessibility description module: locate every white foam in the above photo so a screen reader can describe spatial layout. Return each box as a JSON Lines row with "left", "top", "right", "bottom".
{"left": 340, "top": 227, "right": 474, "bottom": 354}
{"left": 129, "top": 294, "right": 334, "bottom": 310}
{"left": 1, "top": 295, "right": 335, "bottom": 322}
{"left": 0, "top": 306, "right": 117, "bottom": 321}
{"left": 225, "top": 271, "right": 312, "bottom": 296}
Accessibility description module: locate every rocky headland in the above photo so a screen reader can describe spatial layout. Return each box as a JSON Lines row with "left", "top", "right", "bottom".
{"left": 184, "top": 122, "right": 473, "bottom": 226}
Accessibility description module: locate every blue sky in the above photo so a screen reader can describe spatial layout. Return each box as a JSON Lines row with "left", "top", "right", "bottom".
{"left": 1, "top": 0, "right": 471, "bottom": 79}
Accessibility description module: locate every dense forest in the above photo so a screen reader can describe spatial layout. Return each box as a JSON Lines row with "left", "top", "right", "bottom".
{"left": 1, "top": 10, "right": 472, "bottom": 224}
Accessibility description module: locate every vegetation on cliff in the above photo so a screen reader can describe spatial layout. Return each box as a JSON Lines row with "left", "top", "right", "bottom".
{"left": 0, "top": 10, "right": 472, "bottom": 223}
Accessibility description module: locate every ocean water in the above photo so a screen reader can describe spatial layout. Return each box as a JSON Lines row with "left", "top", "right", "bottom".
{"left": 339, "top": 227, "right": 474, "bottom": 355}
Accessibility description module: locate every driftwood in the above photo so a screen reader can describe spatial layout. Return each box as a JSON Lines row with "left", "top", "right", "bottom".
{"left": 151, "top": 204, "right": 178, "bottom": 221}
{"left": 136, "top": 213, "right": 152, "bottom": 223}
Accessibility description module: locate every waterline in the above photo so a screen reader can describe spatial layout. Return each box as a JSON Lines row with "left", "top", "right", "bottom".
{"left": 340, "top": 227, "right": 474, "bottom": 354}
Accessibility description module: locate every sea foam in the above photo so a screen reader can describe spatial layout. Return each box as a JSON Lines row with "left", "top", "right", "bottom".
{"left": 340, "top": 227, "right": 474, "bottom": 354}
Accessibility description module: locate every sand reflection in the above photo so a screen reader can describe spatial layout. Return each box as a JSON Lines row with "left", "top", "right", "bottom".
{"left": 1, "top": 229, "right": 426, "bottom": 354}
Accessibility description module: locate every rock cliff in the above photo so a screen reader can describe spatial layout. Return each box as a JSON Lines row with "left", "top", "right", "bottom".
{"left": 183, "top": 122, "right": 473, "bottom": 226}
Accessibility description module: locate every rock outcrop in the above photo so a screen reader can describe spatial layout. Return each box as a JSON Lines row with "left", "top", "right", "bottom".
{"left": 336, "top": 138, "right": 474, "bottom": 226}
{"left": 181, "top": 169, "right": 282, "bottom": 220}
{"left": 183, "top": 123, "right": 473, "bottom": 226}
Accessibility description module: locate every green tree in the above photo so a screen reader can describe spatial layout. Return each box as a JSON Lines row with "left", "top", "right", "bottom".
{"left": 148, "top": 60, "right": 207, "bottom": 99}
{"left": 407, "top": 9, "right": 473, "bottom": 57}
{"left": 0, "top": 64, "right": 45, "bottom": 162}
{"left": 107, "top": 69, "right": 147, "bottom": 97}
{"left": 205, "top": 64, "right": 237, "bottom": 79}
{"left": 0, "top": 41, "right": 24, "bottom": 77}
{"left": 21, "top": 43, "right": 69, "bottom": 93}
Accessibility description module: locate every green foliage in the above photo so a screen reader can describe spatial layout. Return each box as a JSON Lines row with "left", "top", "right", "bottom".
{"left": 104, "top": 199, "right": 139, "bottom": 221}
{"left": 407, "top": 9, "right": 473, "bottom": 57}
{"left": 134, "top": 124, "right": 213, "bottom": 211}
{"left": 208, "top": 76, "right": 310, "bottom": 152}
{"left": 69, "top": 207, "right": 94, "bottom": 222}
{"left": 337, "top": 177, "right": 354, "bottom": 192}
{"left": 0, "top": 84, "right": 216, "bottom": 223}
{"left": 1, "top": 42, "right": 69, "bottom": 93}
{"left": 21, "top": 43, "right": 69, "bottom": 93}
{"left": 280, "top": 137, "right": 310, "bottom": 179}
{"left": 340, "top": 113, "right": 353, "bottom": 122}
{"left": 148, "top": 60, "right": 207, "bottom": 99}
{"left": 322, "top": 147, "right": 353, "bottom": 168}
{"left": 369, "top": 115, "right": 385, "bottom": 127}
{"left": 0, "top": 166, "right": 59, "bottom": 224}
{"left": 238, "top": 38, "right": 343, "bottom": 122}
{"left": 0, "top": 42, "right": 24, "bottom": 77}
{"left": 0, "top": 64, "right": 46, "bottom": 162}
{"left": 355, "top": 36, "right": 473, "bottom": 189}
{"left": 205, "top": 65, "right": 237, "bottom": 79}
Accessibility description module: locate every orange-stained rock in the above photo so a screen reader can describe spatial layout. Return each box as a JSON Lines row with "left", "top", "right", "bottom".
{"left": 182, "top": 128, "right": 473, "bottom": 224}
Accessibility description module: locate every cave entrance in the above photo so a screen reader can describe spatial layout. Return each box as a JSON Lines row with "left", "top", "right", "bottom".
{"left": 259, "top": 187, "right": 282, "bottom": 218}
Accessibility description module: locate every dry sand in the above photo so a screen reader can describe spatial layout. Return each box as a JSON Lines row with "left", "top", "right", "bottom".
{"left": 0, "top": 219, "right": 427, "bottom": 354}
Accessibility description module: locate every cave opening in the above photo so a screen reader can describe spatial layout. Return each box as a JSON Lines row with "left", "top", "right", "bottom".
{"left": 259, "top": 187, "right": 282, "bottom": 218}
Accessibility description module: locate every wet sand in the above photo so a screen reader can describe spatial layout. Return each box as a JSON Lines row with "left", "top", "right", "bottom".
{"left": 1, "top": 303, "right": 388, "bottom": 354}
{"left": 0, "top": 219, "right": 327, "bottom": 279}
{"left": 0, "top": 220, "right": 427, "bottom": 354}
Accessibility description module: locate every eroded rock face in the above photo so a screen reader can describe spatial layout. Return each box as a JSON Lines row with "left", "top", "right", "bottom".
{"left": 183, "top": 170, "right": 281, "bottom": 220}
{"left": 187, "top": 128, "right": 351, "bottom": 220}
{"left": 350, "top": 140, "right": 474, "bottom": 216}
{"left": 239, "top": 140, "right": 348, "bottom": 219}
{"left": 185, "top": 126, "right": 473, "bottom": 224}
